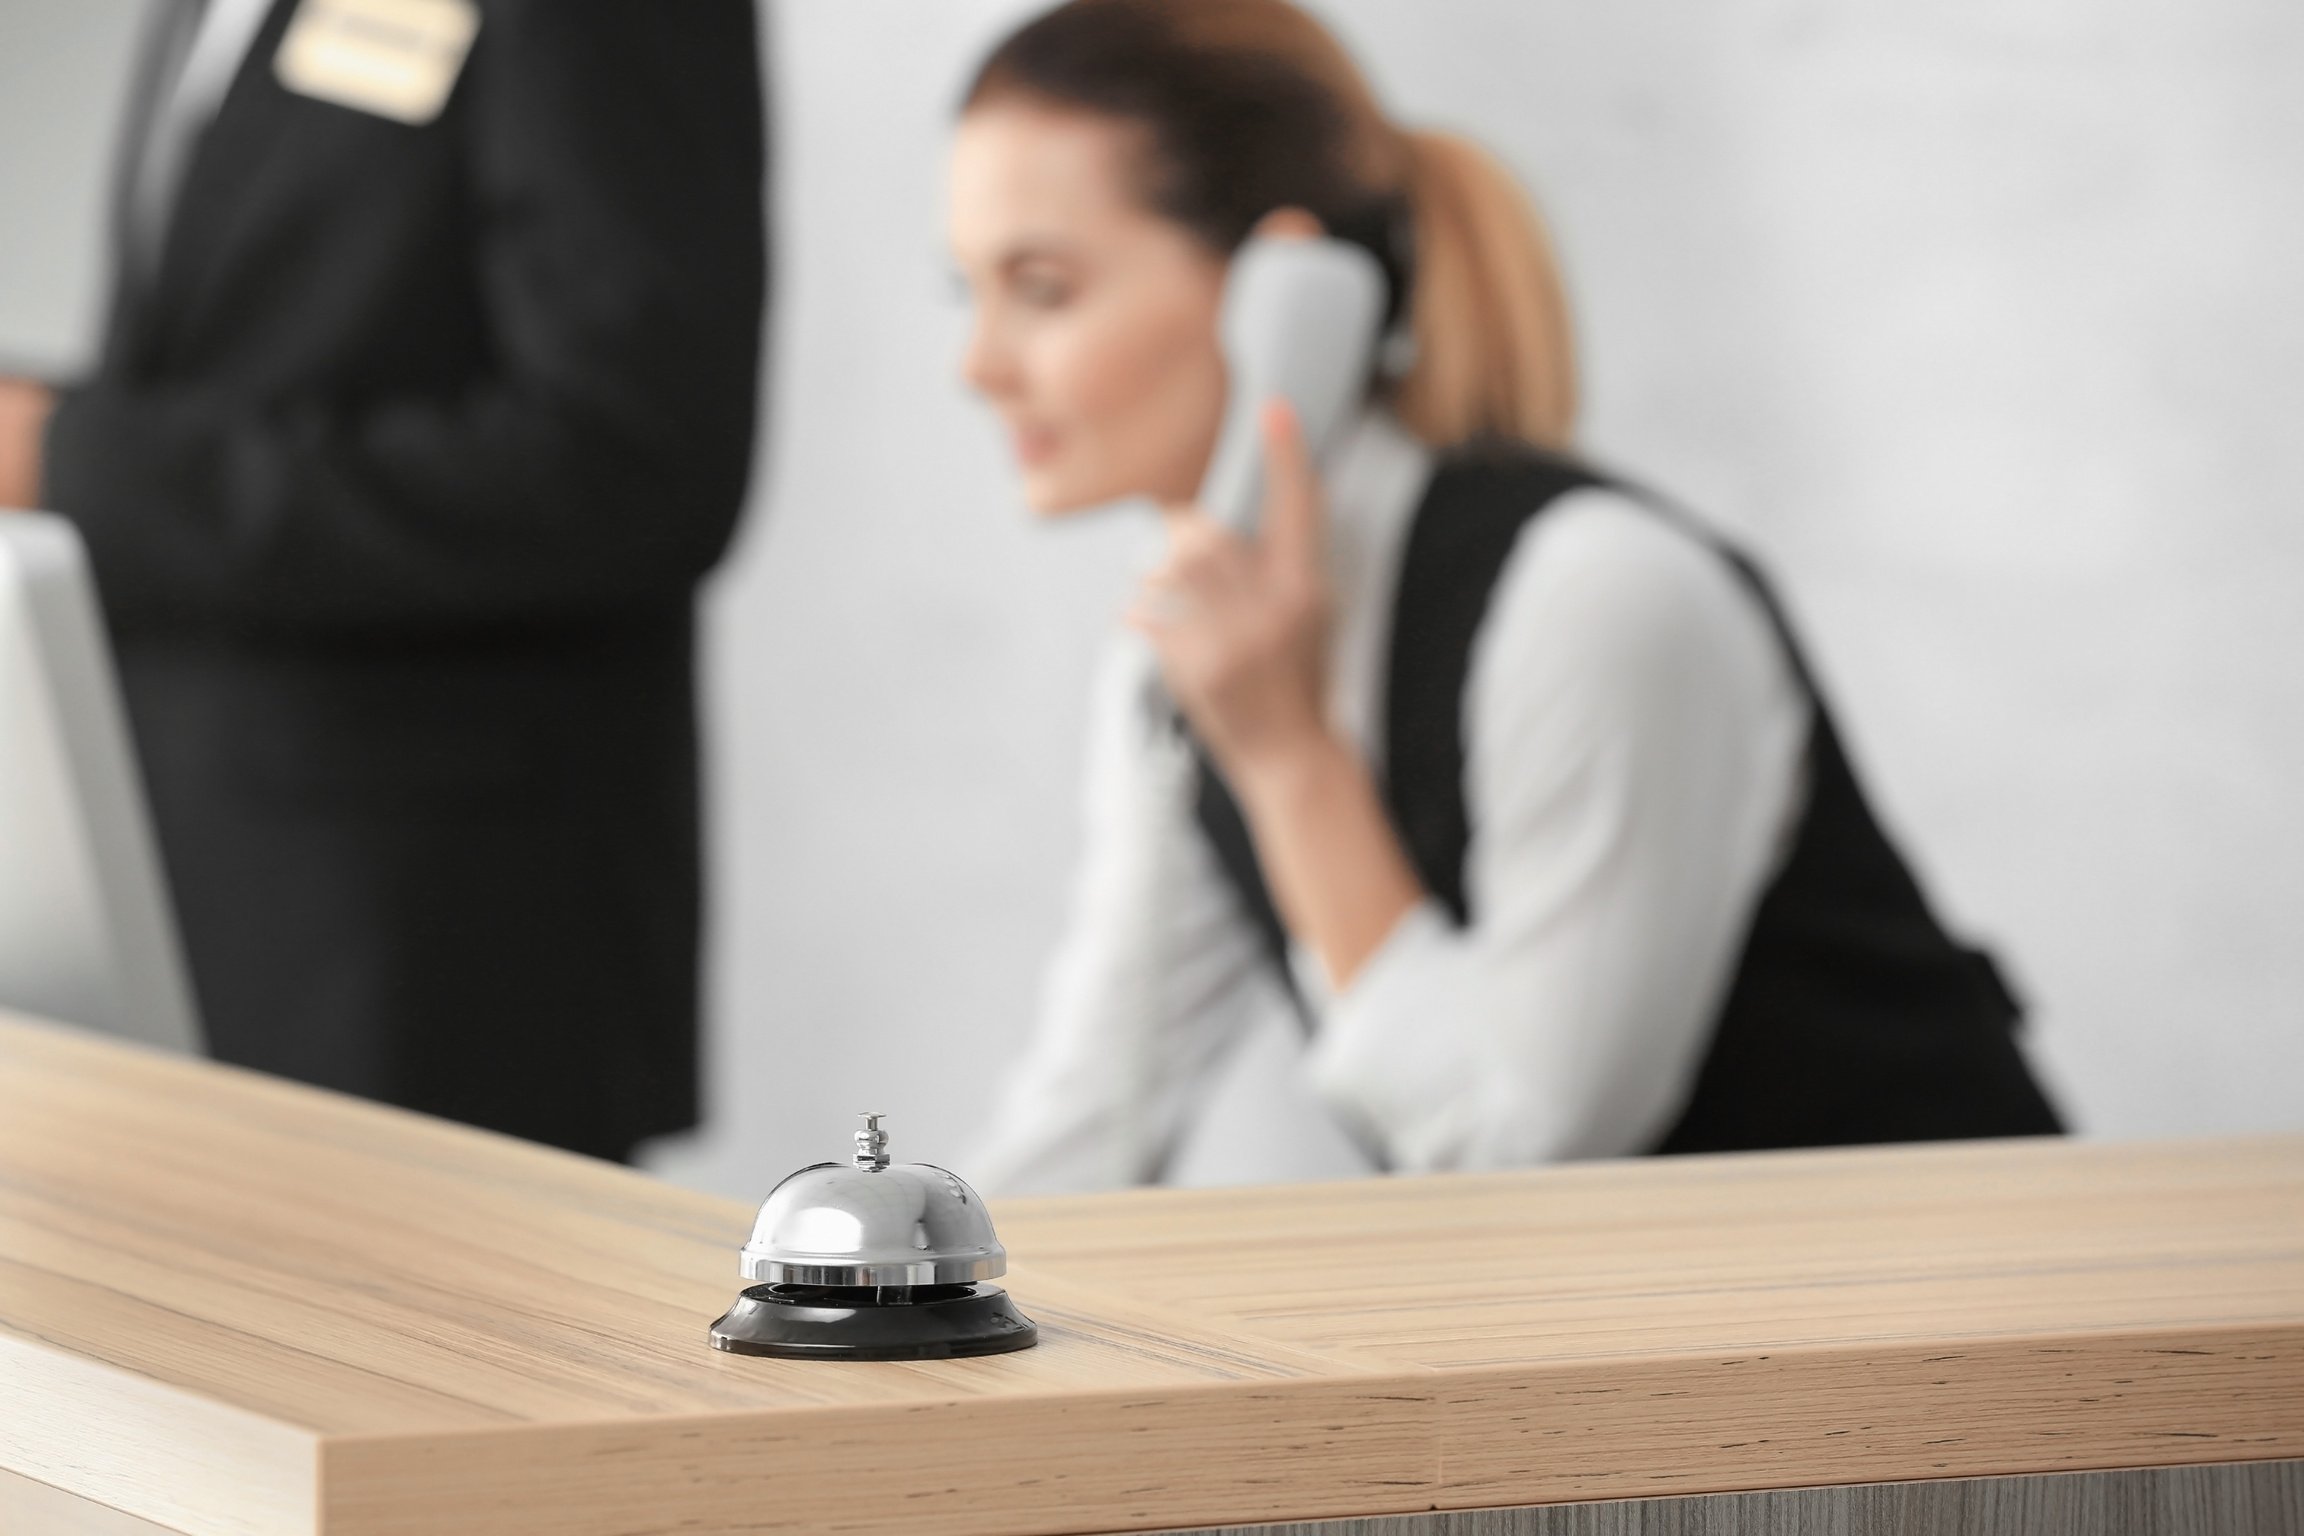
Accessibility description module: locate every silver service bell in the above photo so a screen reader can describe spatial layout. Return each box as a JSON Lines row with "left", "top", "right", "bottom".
{"left": 707, "top": 1113, "right": 1038, "bottom": 1360}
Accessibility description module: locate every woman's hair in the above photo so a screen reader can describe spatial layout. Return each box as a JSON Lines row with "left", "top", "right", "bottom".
{"left": 963, "top": 0, "right": 1578, "bottom": 451}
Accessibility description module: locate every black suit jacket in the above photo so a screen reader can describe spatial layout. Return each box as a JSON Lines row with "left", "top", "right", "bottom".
{"left": 43, "top": 0, "right": 768, "bottom": 1158}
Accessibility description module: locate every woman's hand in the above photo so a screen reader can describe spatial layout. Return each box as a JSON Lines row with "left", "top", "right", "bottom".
{"left": 1129, "top": 398, "right": 1425, "bottom": 989}
{"left": 1127, "top": 399, "right": 1335, "bottom": 791}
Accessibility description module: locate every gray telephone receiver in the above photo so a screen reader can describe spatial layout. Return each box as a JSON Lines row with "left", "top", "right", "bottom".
{"left": 1196, "top": 234, "right": 1390, "bottom": 534}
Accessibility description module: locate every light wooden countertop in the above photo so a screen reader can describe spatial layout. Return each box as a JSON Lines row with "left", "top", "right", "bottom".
{"left": 3, "top": 1011, "right": 2299, "bottom": 1535}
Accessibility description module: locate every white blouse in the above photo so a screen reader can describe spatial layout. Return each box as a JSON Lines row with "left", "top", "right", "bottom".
{"left": 967, "top": 413, "right": 1812, "bottom": 1194}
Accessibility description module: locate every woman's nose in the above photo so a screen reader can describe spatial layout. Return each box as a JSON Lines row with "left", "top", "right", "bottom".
{"left": 961, "top": 318, "right": 1016, "bottom": 399}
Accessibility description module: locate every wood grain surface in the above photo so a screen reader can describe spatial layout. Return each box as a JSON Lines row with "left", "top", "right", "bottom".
{"left": 2, "top": 1011, "right": 2300, "bottom": 1536}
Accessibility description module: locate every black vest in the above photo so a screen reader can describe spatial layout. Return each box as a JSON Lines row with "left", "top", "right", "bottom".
{"left": 1195, "top": 445, "right": 2063, "bottom": 1156}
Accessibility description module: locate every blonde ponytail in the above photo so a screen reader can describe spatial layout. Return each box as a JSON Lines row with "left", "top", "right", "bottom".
{"left": 1391, "top": 130, "right": 1579, "bottom": 452}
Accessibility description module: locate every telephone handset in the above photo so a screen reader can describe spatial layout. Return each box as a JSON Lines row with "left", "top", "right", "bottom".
{"left": 1196, "top": 235, "right": 1390, "bottom": 535}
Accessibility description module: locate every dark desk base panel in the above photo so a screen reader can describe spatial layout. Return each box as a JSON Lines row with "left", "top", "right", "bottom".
{"left": 1144, "top": 1459, "right": 2304, "bottom": 1536}
{"left": 6, "top": 1457, "right": 2299, "bottom": 1534}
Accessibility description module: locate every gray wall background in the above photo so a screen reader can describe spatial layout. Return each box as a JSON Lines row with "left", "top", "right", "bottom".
{"left": 4, "top": 1, "right": 2298, "bottom": 1199}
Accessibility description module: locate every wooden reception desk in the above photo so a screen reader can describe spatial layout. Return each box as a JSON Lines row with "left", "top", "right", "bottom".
{"left": 2, "top": 1011, "right": 2299, "bottom": 1536}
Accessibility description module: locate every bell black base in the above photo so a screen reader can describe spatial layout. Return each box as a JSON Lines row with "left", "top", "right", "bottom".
{"left": 708, "top": 1282, "right": 1039, "bottom": 1360}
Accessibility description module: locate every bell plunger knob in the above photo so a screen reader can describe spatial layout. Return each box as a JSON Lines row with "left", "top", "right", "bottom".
{"left": 854, "top": 1111, "right": 889, "bottom": 1170}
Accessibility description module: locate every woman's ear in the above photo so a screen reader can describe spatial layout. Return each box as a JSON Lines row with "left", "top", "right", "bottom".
{"left": 1249, "top": 206, "right": 1326, "bottom": 242}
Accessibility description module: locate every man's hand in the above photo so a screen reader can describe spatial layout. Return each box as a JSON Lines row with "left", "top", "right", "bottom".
{"left": 0, "top": 378, "right": 56, "bottom": 510}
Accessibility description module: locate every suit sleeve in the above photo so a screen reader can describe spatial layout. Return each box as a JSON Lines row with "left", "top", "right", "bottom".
{"left": 41, "top": 0, "right": 768, "bottom": 636}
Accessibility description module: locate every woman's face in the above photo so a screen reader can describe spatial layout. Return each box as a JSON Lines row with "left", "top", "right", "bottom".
{"left": 949, "top": 101, "right": 1228, "bottom": 515}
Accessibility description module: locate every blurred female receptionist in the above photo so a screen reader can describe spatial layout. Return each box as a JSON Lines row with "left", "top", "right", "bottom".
{"left": 951, "top": 0, "right": 2061, "bottom": 1192}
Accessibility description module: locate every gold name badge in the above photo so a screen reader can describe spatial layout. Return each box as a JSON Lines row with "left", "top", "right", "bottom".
{"left": 274, "top": 0, "right": 481, "bottom": 126}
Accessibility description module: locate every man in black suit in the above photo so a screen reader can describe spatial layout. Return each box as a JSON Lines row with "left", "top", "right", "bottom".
{"left": 0, "top": 0, "right": 768, "bottom": 1162}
